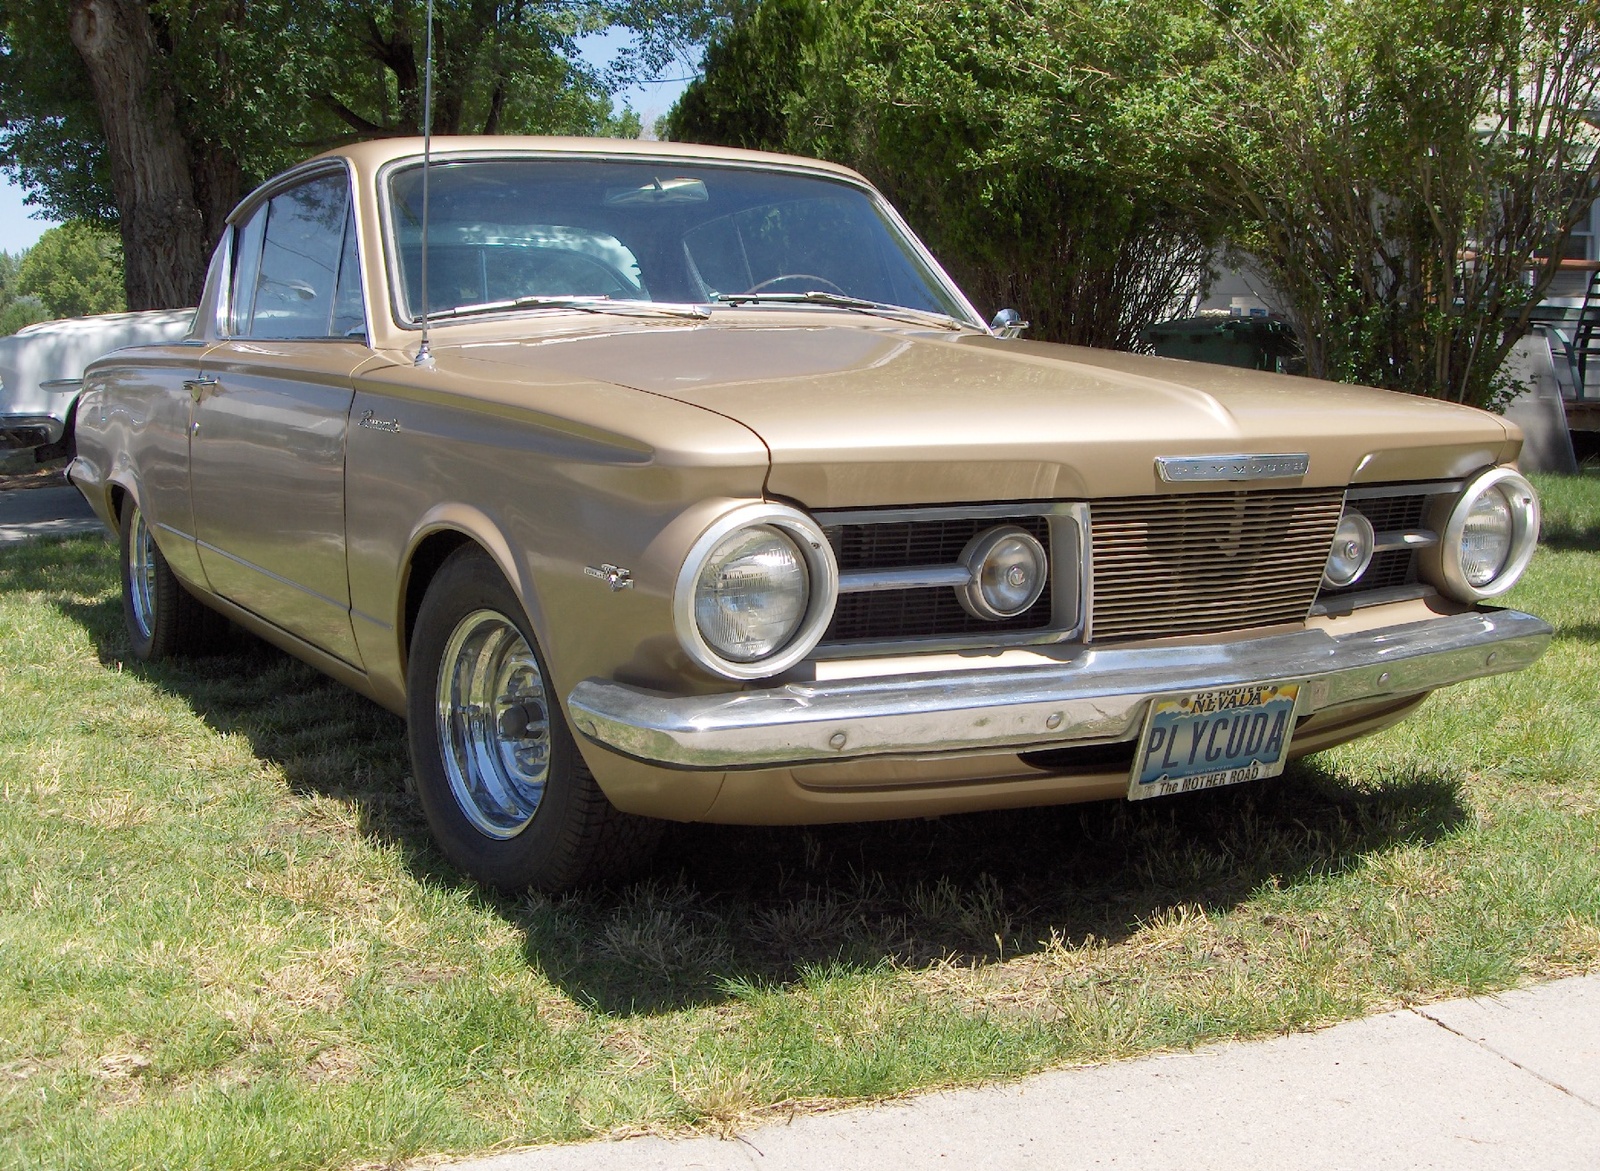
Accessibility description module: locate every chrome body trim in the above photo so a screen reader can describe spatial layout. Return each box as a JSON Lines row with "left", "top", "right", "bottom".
{"left": 1373, "top": 529, "right": 1438, "bottom": 552}
{"left": 1309, "top": 583, "right": 1434, "bottom": 617}
{"left": 1155, "top": 453, "right": 1310, "bottom": 483}
{"left": 838, "top": 565, "right": 972, "bottom": 593}
{"left": 1344, "top": 480, "right": 1462, "bottom": 500}
{"left": 0, "top": 413, "right": 66, "bottom": 443}
{"left": 567, "top": 608, "right": 1551, "bottom": 770}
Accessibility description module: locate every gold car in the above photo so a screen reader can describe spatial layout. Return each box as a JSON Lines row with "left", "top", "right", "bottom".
{"left": 69, "top": 136, "right": 1551, "bottom": 890}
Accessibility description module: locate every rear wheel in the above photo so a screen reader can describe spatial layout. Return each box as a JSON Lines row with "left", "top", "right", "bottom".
{"left": 119, "top": 498, "right": 219, "bottom": 660}
{"left": 406, "top": 546, "right": 660, "bottom": 891}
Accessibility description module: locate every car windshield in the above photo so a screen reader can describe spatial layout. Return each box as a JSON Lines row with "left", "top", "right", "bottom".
{"left": 387, "top": 158, "right": 974, "bottom": 325}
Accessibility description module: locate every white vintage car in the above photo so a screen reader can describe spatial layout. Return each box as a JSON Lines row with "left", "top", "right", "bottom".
{"left": 0, "top": 309, "right": 195, "bottom": 471}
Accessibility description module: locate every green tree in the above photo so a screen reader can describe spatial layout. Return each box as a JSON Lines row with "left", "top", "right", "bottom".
{"left": 668, "top": 0, "right": 1228, "bottom": 348}
{"left": 0, "top": 1, "right": 723, "bottom": 310}
{"left": 1167, "top": 0, "right": 1600, "bottom": 409}
{"left": 0, "top": 293, "right": 48, "bottom": 335}
{"left": 16, "top": 220, "right": 125, "bottom": 318}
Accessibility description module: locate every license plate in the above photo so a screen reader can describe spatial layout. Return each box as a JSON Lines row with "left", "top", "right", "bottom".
{"left": 1127, "top": 681, "right": 1301, "bottom": 801}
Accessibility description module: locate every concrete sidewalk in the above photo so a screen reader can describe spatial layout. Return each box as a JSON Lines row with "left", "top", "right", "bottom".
{"left": 0, "top": 484, "right": 103, "bottom": 545}
{"left": 450, "top": 974, "right": 1600, "bottom": 1171}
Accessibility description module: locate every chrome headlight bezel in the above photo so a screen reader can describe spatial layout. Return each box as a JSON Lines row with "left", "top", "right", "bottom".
{"left": 674, "top": 503, "right": 839, "bottom": 680}
{"left": 1433, "top": 466, "right": 1540, "bottom": 602}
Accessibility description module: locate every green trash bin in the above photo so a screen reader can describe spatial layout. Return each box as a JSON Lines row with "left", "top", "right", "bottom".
{"left": 1139, "top": 314, "right": 1299, "bottom": 372}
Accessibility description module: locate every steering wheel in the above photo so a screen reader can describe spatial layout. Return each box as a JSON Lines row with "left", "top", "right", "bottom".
{"left": 743, "top": 273, "right": 849, "bottom": 295}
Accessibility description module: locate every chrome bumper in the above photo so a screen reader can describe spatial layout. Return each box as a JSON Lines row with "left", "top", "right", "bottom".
{"left": 0, "top": 413, "right": 65, "bottom": 445}
{"left": 567, "top": 609, "right": 1552, "bottom": 770}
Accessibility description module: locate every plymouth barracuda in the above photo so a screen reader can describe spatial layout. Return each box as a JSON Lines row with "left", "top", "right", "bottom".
{"left": 69, "top": 136, "right": 1552, "bottom": 890}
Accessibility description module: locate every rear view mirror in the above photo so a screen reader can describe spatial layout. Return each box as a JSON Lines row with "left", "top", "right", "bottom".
{"left": 604, "top": 177, "right": 709, "bottom": 206}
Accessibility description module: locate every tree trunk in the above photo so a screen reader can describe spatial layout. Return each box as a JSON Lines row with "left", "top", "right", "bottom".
{"left": 69, "top": 0, "right": 208, "bottom": 310}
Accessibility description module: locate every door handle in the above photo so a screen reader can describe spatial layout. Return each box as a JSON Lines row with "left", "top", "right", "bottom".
{"left": 183, "top": 376, "right": 219, "bottom": 402}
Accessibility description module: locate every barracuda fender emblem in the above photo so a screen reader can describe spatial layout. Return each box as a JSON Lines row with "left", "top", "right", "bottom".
{"left": 584, "top": 563, "right": 634, "bottom": 591}
{"left": 1156, "top": 453, "right": 1309, "bottom": 483}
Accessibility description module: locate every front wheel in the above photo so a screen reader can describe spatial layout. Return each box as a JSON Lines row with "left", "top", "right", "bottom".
{"left": 406, "top": 546, "right": 660, "bottom": 891}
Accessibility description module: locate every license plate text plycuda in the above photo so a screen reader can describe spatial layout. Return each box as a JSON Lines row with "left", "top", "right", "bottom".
{"left": 1128, "top": 682, "right": 1300, "bottom": 800}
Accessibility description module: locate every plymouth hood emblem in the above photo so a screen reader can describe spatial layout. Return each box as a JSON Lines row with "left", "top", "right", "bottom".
{"left": 1156, "top": 453, "right": 1309, "bottom": 483}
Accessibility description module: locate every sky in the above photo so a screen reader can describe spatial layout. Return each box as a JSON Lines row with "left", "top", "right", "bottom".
{"left": 0, "top": 25, "right": 699, "bottom": 256}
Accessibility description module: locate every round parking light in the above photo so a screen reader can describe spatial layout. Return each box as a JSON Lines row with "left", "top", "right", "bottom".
{"left": 1322, "top": 511, "right": 1376, "bottom": 589}
{"left": 959, "top": 525, "right": 1049, "bottom": 620}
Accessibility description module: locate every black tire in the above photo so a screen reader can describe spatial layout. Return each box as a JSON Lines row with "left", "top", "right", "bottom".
{"left": 118, "top": 497, "right": 222, "bottom": 661}
{"left": 406, "top": 545, "right": 661, "bottom": 892}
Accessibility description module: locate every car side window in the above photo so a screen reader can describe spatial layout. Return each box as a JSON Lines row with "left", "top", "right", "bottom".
{"left": 228, "top": 204, "right": 267, "bottom": 336}
{"left": 236, "top": 173, "right": 352, "bottom": 339}
{"left": 330, "top": 205, "right": 365, "bottom": 339}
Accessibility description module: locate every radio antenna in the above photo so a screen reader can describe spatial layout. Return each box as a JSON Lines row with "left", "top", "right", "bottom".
{"left": 414, "top": 0, "right": 437, "bottom": 369}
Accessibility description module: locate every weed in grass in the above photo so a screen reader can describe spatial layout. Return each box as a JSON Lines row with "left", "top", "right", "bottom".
{"left": 0, "top": 476, "right": 1597, "bottom": 1168}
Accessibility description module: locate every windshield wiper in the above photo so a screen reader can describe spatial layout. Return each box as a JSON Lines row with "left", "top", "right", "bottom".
{"left": 429, "top": 294, "right": 710, "bottom": 321}
{"left": 710, "top": 290, "right": 968, "bottom": 331}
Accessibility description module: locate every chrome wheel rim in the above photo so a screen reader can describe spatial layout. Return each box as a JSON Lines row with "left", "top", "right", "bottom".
{"left": 435, "top": 609, "right": 552, "bottom": 839}
{"left": 128, "top": 505, "right": 158, "bottom": 640}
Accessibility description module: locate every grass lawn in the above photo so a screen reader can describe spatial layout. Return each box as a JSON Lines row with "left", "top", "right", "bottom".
{"left": 2, "top": 471, "right": 1597, "bottom": 1170}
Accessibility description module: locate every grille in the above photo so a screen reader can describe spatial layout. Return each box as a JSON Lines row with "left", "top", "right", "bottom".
{"left": 1089, "top": 488, "right": 1345, "bottom": 642}
{"left": 821, "top": 514, "right": 1053, "bottom": 644}
{"left": 1322, "top": 493, "right": 1429, "bottom": 595}
{"left": 1348, "top": 493, "right": 1427, "bottom": 532}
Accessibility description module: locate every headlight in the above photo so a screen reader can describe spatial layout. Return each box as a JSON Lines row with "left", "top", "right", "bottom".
{"left": 694, "top": 526, "right": 808, "bottom": 661}
{"left": 959, "top": 525, "right": 1048, "bottom": 619}
{"left": 1322, "top": 511, "right": 1376, "bottom": 589}
{"left": 675, "top": 503, "right": 838, "bottom": 679}
{"left": 1434, "top": 467, "right": 1539, "bottom": 601}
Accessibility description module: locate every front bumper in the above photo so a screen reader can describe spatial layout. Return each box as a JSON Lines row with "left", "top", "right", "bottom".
{"left": 567, "top": 608, "right": 1551, "bottom": 770}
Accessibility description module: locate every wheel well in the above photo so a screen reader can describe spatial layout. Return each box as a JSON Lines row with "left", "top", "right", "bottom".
{"left": 403, "top": 530, "right": 477, "bottom": 661}
{"left": 109, "top": 483, "right": 128, "bottom": 522}
{"left": 32, "top": 396, "right": 80, "bottom": 463}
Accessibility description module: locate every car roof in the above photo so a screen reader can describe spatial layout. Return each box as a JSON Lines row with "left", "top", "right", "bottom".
{"left": 309, "top": 135, "right": 869, "bottom": 185}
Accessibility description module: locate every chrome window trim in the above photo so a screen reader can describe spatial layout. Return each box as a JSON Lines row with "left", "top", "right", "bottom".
{"left": 209, "top": 226, "right": 234, "bottom": 342}
{"left": 812, "top": 500, "right": 1089, "bottom": 658}
{"left": 219, "top": 159, "right": 359, "bottom": 344}
{"left": 374, "top": 149, "right": 988, "bottom": 333}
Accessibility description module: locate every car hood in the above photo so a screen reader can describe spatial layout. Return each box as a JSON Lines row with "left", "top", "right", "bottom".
{"left": 450, "top": 322, "right": 1517, "bottom": 507}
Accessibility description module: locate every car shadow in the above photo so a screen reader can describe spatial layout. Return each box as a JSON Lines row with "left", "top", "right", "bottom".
{"left": 1538, "top": 526, "right": 1600, "bottom": 552}
{"left": 20, "top": 539, "right": 1470, "bottom": 1017}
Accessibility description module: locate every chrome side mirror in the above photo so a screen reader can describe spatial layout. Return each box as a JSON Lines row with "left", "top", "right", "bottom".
{"left": 989, "top": 308, "right": 1029, "bottom": 339}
